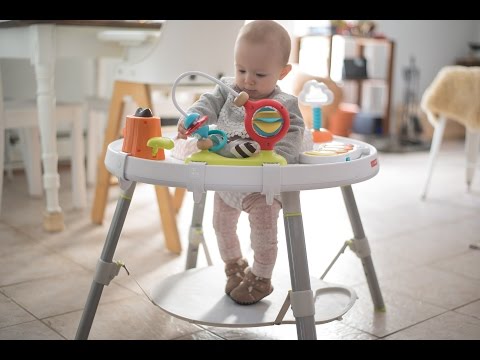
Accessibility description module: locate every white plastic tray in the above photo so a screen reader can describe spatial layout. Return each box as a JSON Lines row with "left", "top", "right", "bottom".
{"left": 105, "top": 136, "right": 379, "bottom": 192}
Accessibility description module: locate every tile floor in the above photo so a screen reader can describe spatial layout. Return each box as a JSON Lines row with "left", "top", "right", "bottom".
{"left": 1, "top": 140, "right": 479, "bottom": 340}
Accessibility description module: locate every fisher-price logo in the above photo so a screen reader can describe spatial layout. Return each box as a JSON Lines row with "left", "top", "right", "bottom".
{"left": 370, "top": 159, "right": 378, "bottom": 167}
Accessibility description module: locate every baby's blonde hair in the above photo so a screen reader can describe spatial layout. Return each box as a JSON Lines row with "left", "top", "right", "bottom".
{"left": 236, "top": 20, "right": 291, "bottom": 65}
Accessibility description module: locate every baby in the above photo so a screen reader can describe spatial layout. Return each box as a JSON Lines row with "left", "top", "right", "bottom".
{"left": 177, "top": 20, "right": 305, "bottom": 304}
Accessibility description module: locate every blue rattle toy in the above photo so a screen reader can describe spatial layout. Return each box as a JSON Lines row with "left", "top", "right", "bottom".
{"left": 182, "top": 113, "right": 227, "bottom": 152}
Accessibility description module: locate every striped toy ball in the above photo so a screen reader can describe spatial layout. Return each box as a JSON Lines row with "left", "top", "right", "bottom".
{"left": 252, "top": 106, "right": 284, "bottom": 138}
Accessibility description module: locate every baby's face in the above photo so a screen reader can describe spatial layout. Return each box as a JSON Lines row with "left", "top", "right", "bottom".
{"left": 234, "top": 40, "right": 287, "bottom": 100}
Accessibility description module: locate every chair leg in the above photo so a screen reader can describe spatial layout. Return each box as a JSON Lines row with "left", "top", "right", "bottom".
{"left": 155, "top": 186, "right": 182, "bottom": 254}
{"left": 91, "top": 81, "right": 182, "bottom": 254}
{"left": 91, "top": 82, "right": 127, "bottom": 224}
{"left": 173, "top": 187, "right": 187, "bottom": 214}
{"left": 465, "top": 129, "right": 480, "bottom": 191}
{"left": 421, "top": 116, "right": 447, "bottom": 200}
{"left": 86, "top": 105, "right": 107, "bottom": 186}
{"left": 86, "top": 106, "right": 97, "bottom": 187}
{"left": 70, "top": 107, "right": 87, "bottom": 209}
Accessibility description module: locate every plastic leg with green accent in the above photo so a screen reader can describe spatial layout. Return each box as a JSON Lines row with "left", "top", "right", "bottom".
{"left": 341, "top": 185, "right": 385, "bottom": 311}
{"left": 75, "top": 181, "right": 137, "bottom": 340}
{"left": 185, "top": 192, "right": 211, "bottom": 270}
{"left": 281, "top": 191, "right": 317, "bottom": 340}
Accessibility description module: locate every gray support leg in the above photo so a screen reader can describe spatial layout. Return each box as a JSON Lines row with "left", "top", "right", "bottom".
{"left": 185, "top": 192, "right": 207, "bottom": 270}
{"left": 341, "top": 185, "right": 385, "bottom": 311}
{"left": 281, "top": 192, "right": 317, "bottom": 340}
{"left": 75, "top": 181, "right": 137, "bottom": 340}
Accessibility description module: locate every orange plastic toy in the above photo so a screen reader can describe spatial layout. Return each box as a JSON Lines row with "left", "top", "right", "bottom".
{"left": 122, "top": 108, "right": 165, "bottom": 160}
{"left": 312, "top": 128, "right": 333, "bottom": 143}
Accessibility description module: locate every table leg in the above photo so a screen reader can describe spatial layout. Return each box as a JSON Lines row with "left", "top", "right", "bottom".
{"left": 281, "top": 191, "right": 317, "bottom": 340}
{"left": 31, "top": 25, "right": 63, "bottom": 231}
{"left": 75, "top": 181, "right": 137, "bottom": 340}
{"left": 341, "top": 185, "right": 385, "bottom": 311}
{"left": 185, "top": 192, "right": 207, "bottom": 270}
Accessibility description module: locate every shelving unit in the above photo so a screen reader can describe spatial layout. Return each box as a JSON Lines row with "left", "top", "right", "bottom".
{"left": 296, "top": 34, "right": 395, "bottom": 135}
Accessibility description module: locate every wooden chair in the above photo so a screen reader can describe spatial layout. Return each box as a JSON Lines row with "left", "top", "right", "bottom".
{"left": 91, "top": 20, "right": 245, "bottom": 254}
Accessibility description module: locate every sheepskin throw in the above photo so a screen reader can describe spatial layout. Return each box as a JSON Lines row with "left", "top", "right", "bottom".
{"left": 421, "top": 66, "right": 480, "bottom": 129}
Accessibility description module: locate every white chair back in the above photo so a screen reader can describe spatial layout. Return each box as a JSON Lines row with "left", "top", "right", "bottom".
{"left": 89, "top": 20, "right": 245, "bottom": 231}
{"left": 115, "top": 20, "right": 245, "bottom": 86}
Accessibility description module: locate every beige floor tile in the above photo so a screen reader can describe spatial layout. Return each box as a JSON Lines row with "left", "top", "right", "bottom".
{"left": 431, "top": 251, "right": 480, "bottom": 280}
{"left": 205, "top": 319, "right": 376, "bottom": 340}
{"left": 2, "top": 270, "right": 136, "bottom": 319}
{"left": 47, "top": 215, "right": 184, "bottom": 273}
{"left": 0, "top": 184, "right": 47, "bottom": 228}
{"left": 0, "top": 225, "right": 35, "bottom": 250}
{"left": 455, "top": 300, "right": 480, "bottom": 320}
{"left": 45, "top": 296, "right": 202, "bottom": 340}
{"left": 320, "top": 243, "right": 417, "bottom": 287}
{"left": 0, "top": 240, "right": 86, "bottom": 287}
{"left": 359, "top": 201, "right": 477, "bottom": 241}
{"left": 1, "top": 140, "right": 479, "bottom": 340}
{"left": 381, "top": 217, "right": 479, "bottom": 267}
{"left": 12, "top": 226, "right": 108, "bottom": 274}
{"left": 341, "top": 284, "right": 445, "bottom": 338}
{"left": 0, "top": 320, "right": 64, "bottom": 340}
{"left": 384, "top": 311, "right": 480, "bottom": 340}
{"left": 381, "top": 266, "right": 480, "bottom": 310}
{"left": 0, "top": 292, "right": 35, "bottom": 328}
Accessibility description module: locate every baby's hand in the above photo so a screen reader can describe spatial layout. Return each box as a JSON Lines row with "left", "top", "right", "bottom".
{"left": 177, "top": 119, "right": 188, "bottom": 140}
{"left": 197, "top": 138, "right": 213, "bottom": 150}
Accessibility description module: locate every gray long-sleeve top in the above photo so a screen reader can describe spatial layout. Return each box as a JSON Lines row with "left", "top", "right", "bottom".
{"left": 180, "top": 77, "right": 305, "bottom": 164}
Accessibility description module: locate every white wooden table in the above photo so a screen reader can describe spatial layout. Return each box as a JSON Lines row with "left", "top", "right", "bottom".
{"left": 0, "top": 20, "right": 161, "bottom": 231}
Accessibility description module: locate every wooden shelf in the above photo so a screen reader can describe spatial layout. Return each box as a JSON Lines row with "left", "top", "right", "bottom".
{"left": 296, "top": 34, "right": 395, "bottom": 135}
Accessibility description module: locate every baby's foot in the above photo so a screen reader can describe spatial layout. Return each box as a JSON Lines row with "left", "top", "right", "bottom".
{"left": 224, "top": 258, "right": 249, "bottom": 295}
{"left": 229, "top": 268, "right": 273, "bottom": 305}
{"left": 230, "top": 140, "right": 260, "bottom": 159}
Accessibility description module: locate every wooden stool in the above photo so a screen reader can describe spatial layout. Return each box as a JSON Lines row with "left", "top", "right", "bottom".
{"left": 91, "top": 80, "right": 185, "bottom": 254}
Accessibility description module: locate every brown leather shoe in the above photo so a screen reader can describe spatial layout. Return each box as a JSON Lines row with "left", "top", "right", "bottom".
{"left": 224, "top": 258, "right": 249, "bottom": 294}
{"left": 229, "top": 268, "right": 273, "bottom": 305}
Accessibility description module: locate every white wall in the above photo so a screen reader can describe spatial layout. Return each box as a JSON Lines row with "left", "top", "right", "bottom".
{"left": 375, "top": 20, "right": 478, "bottom": 109}
{"left": 3, "top": 20, "right": 478, "bottom": 128}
